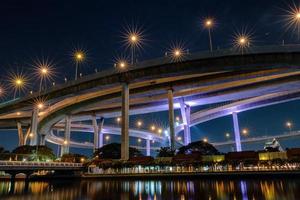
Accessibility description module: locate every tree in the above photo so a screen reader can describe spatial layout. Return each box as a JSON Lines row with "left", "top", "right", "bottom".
{"left": 157, "top": 147, "right": 175, "bottom": 157}
{"left": 0, "top": 147, "right": 11, "bottom": 160}
{"left": 93, "top": 143, "right": 143, "bottom": 159}
{"left": 61, "top": 153, "right": 87, "bottom": 163}
{"left": 12, "top": 145, "right": 55, "bottom": 161}
{"left": 177, "top": 140, "right": 219, "bottom": 155}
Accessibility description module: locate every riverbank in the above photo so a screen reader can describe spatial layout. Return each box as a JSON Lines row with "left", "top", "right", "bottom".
{"left": 1, "top": 170, "right": 300, "bottom": 181}
{"left": 81, "top": 170, "right": 300, "bottom": 179}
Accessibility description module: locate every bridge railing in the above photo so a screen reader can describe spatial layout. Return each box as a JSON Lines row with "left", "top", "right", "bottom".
{"left": 0, "top": 161, "right": 83, "bottom": 168}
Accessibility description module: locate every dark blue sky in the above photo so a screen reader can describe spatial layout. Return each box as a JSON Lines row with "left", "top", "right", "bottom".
{"left": 0, "top": 0, "right": 299, "bottom": 156}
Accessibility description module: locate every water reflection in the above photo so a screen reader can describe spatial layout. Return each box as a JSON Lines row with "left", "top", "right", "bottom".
{"left": 0, "top": 178, "right": 299, "bottom": 200}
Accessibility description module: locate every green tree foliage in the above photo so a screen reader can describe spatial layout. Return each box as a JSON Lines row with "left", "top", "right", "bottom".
{"left": 177, "top": 140, "right": 219, "bottom": 155}
{"left": 0, "top": 147, "right": 11, "bottom": 160}
{"left": 61, "top": 153, "right": 87, "bottom": 163}
{"left": 94, "top": 143, "right": 143, "bottom": 159}
{"left": 157, "top": 147, "right": 175, "bottom": 157}
{"left": 12, "top": 145, "right": 55, "bottom": 161}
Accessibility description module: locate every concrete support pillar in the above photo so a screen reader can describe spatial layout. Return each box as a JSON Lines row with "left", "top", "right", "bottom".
{"left": 92, "top": 115, "right": 105, "bottom": 150}
{"left": 168, "top": 89, "right": 175, "bottom": 151}
{"left": 179, "top": 99, "right": 191, "bottom": 145}
{"left": 61, "top": 115, "right": 71, "bottom": 156}
{"left": 232, "top": 112, "right": 242, "bottom": 152}
{"left": 30, "top": 108, "right": 38, "bottom": 146}
{"left": 146, "top": 139, "right": 151, "bottom": 156}
{"left": 121, "top": 83, "right": 129, "bottom": 160}
{"left": 39, "top": 134, "right": 46, "bottom": 145}
{"left": 92, "top": 114, "right": 99, "bottom": 151}
{"left": 16, "top": 121, "right": 24, "bottom": 146}
{"left": 98, "top": 117, "right": 104, "bottom": 148}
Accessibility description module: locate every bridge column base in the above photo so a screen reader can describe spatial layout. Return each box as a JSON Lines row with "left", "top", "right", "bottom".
{"left": 232, "top": 112, "right": 242, "bottom": 152}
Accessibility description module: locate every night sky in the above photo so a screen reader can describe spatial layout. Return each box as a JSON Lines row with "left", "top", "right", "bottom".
{"left": 0, "top": 0, "right": 299, "bottom": 156}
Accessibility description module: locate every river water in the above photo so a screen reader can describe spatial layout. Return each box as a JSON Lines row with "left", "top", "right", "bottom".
{"left": 0, "top": 178, "right": 299, "bottom": 200}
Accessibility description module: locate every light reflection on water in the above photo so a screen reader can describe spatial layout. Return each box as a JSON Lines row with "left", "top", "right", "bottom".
{"left": 0, "top": 178, "right": 299, "bottom": 200}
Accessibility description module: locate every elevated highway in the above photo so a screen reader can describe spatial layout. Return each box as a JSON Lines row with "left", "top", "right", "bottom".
{"left": 1, "top": 45, "right": 300, "bottom": 158}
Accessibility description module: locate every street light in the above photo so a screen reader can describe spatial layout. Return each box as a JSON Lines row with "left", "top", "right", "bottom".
{"left": 137, "top": 138, "right": 142, "bottom": 143}
{"left": 34, "top": 59, "right": 55, "bottom": 93}
{"left": 283, "top": 3, "right": 300, "bottom": 38}
{"left": 203, "top": 137, "right": 208, "bottom": 143}
{"left": 73, "top": 50, "right": 85, "bottom": 80}
{"left": 233, "top": 32, "right": 252, "bottom": 54}
{"left": 203, "top": 18, "right": 214, "bottom": 52}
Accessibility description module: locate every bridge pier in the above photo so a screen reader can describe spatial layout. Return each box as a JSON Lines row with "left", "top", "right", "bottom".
{"left": 39, "top": 134, "right": 46, "bottom": 145}
{"left": 16, "top": 121, "right": 24, "bottom": 146}
{"left": 98, "top": 117, "right": 104, "bottom": 148}
{"left": 146, "top": 139, "right": 151, "bottom": 156}
{"left": 121, "top": 83, "right": 129, "bottom": 160}
{"left": 61, "top": 115, "right": 71, "bottom": 156}
{"left": 30, "top": 107, "right": 39, "bottom": 145}
{"left": 232, "top": 112, "right": 242, "bottom": 152}
{"left": 168, "top": 89, "right": 175, "bottom": 150}
{"left": 179, "top": 99, "right": 191, "bottom": 145}
{"left": 92, "top": 115, "right": 104, "bottom": 150}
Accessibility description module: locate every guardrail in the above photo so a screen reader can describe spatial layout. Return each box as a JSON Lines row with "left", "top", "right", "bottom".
{"left": 0, "top": 161, "right": 83, "bottom": 168}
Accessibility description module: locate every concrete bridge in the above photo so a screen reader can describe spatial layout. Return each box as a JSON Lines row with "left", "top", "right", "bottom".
{"left": 1, "top": 45, "right": 300, "bottom": 158}
{"left": 0, "top": 161, "right": 83, "bottom": 179}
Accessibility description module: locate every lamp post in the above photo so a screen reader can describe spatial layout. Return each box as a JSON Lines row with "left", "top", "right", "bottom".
{"left": 74, "top": 51, "right": 84, "bottom": 80}
{"left": 203, "top": 18, "right": 214, "bottom": 52}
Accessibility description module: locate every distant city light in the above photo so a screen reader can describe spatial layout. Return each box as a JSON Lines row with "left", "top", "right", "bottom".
{"left": 150, "top": 125, "right": 156, "bottom": 131}
{"left": 136, "top": 120, "right": 143, "bottom": 127}
{"left": 116, "top": 117, "right": 121, "bottom": 123}
{"left": 242, "top": 128, "right": 249, "bottom": 136}
{"left": 225, "top": 133, "right": 230, "bottom": 138}
{"left": 286, "top": 121, "right": 292, "bottom": 131}
{"left": 105, "top": 135, "right": 110, "bottom": 141}
{"left": 157, "top": 128, "right": 162, "bottom": 134}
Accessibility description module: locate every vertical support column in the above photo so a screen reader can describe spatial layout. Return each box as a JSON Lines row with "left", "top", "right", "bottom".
{"left": 30, "top": 108, "right": 38, "bottom": 146}
{"left": 146, "top": 139, "right": 151, "bottom": 156}
{"left": 92, "top": 114, "right": 99, "bottom": 151}
{"left": 98, "top": 117, "right": 104, "bottom": 148}
{"left": 232, "top": 112, "right": 242, "bottom": 152}
{"left": 179, "top": 99, "right": 191, "bottom": 145}
{"left": 121, "top": 83, "right": 129, "bottom": 160}
{"left": 61, "top": 115, "right": 71, "bottom": 156}
{"left": 16, "top": 121, "right": 24, "bottom": 146}
{"left": 39, "top": 134, "right": 46, "bottom": 145}
{"left": 168, "top": 89, "right": 175, "bottom": 151}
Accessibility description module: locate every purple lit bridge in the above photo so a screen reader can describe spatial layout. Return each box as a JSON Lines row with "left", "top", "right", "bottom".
{"left": 1, "top": 45, "right": 300, "bottom": 158}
